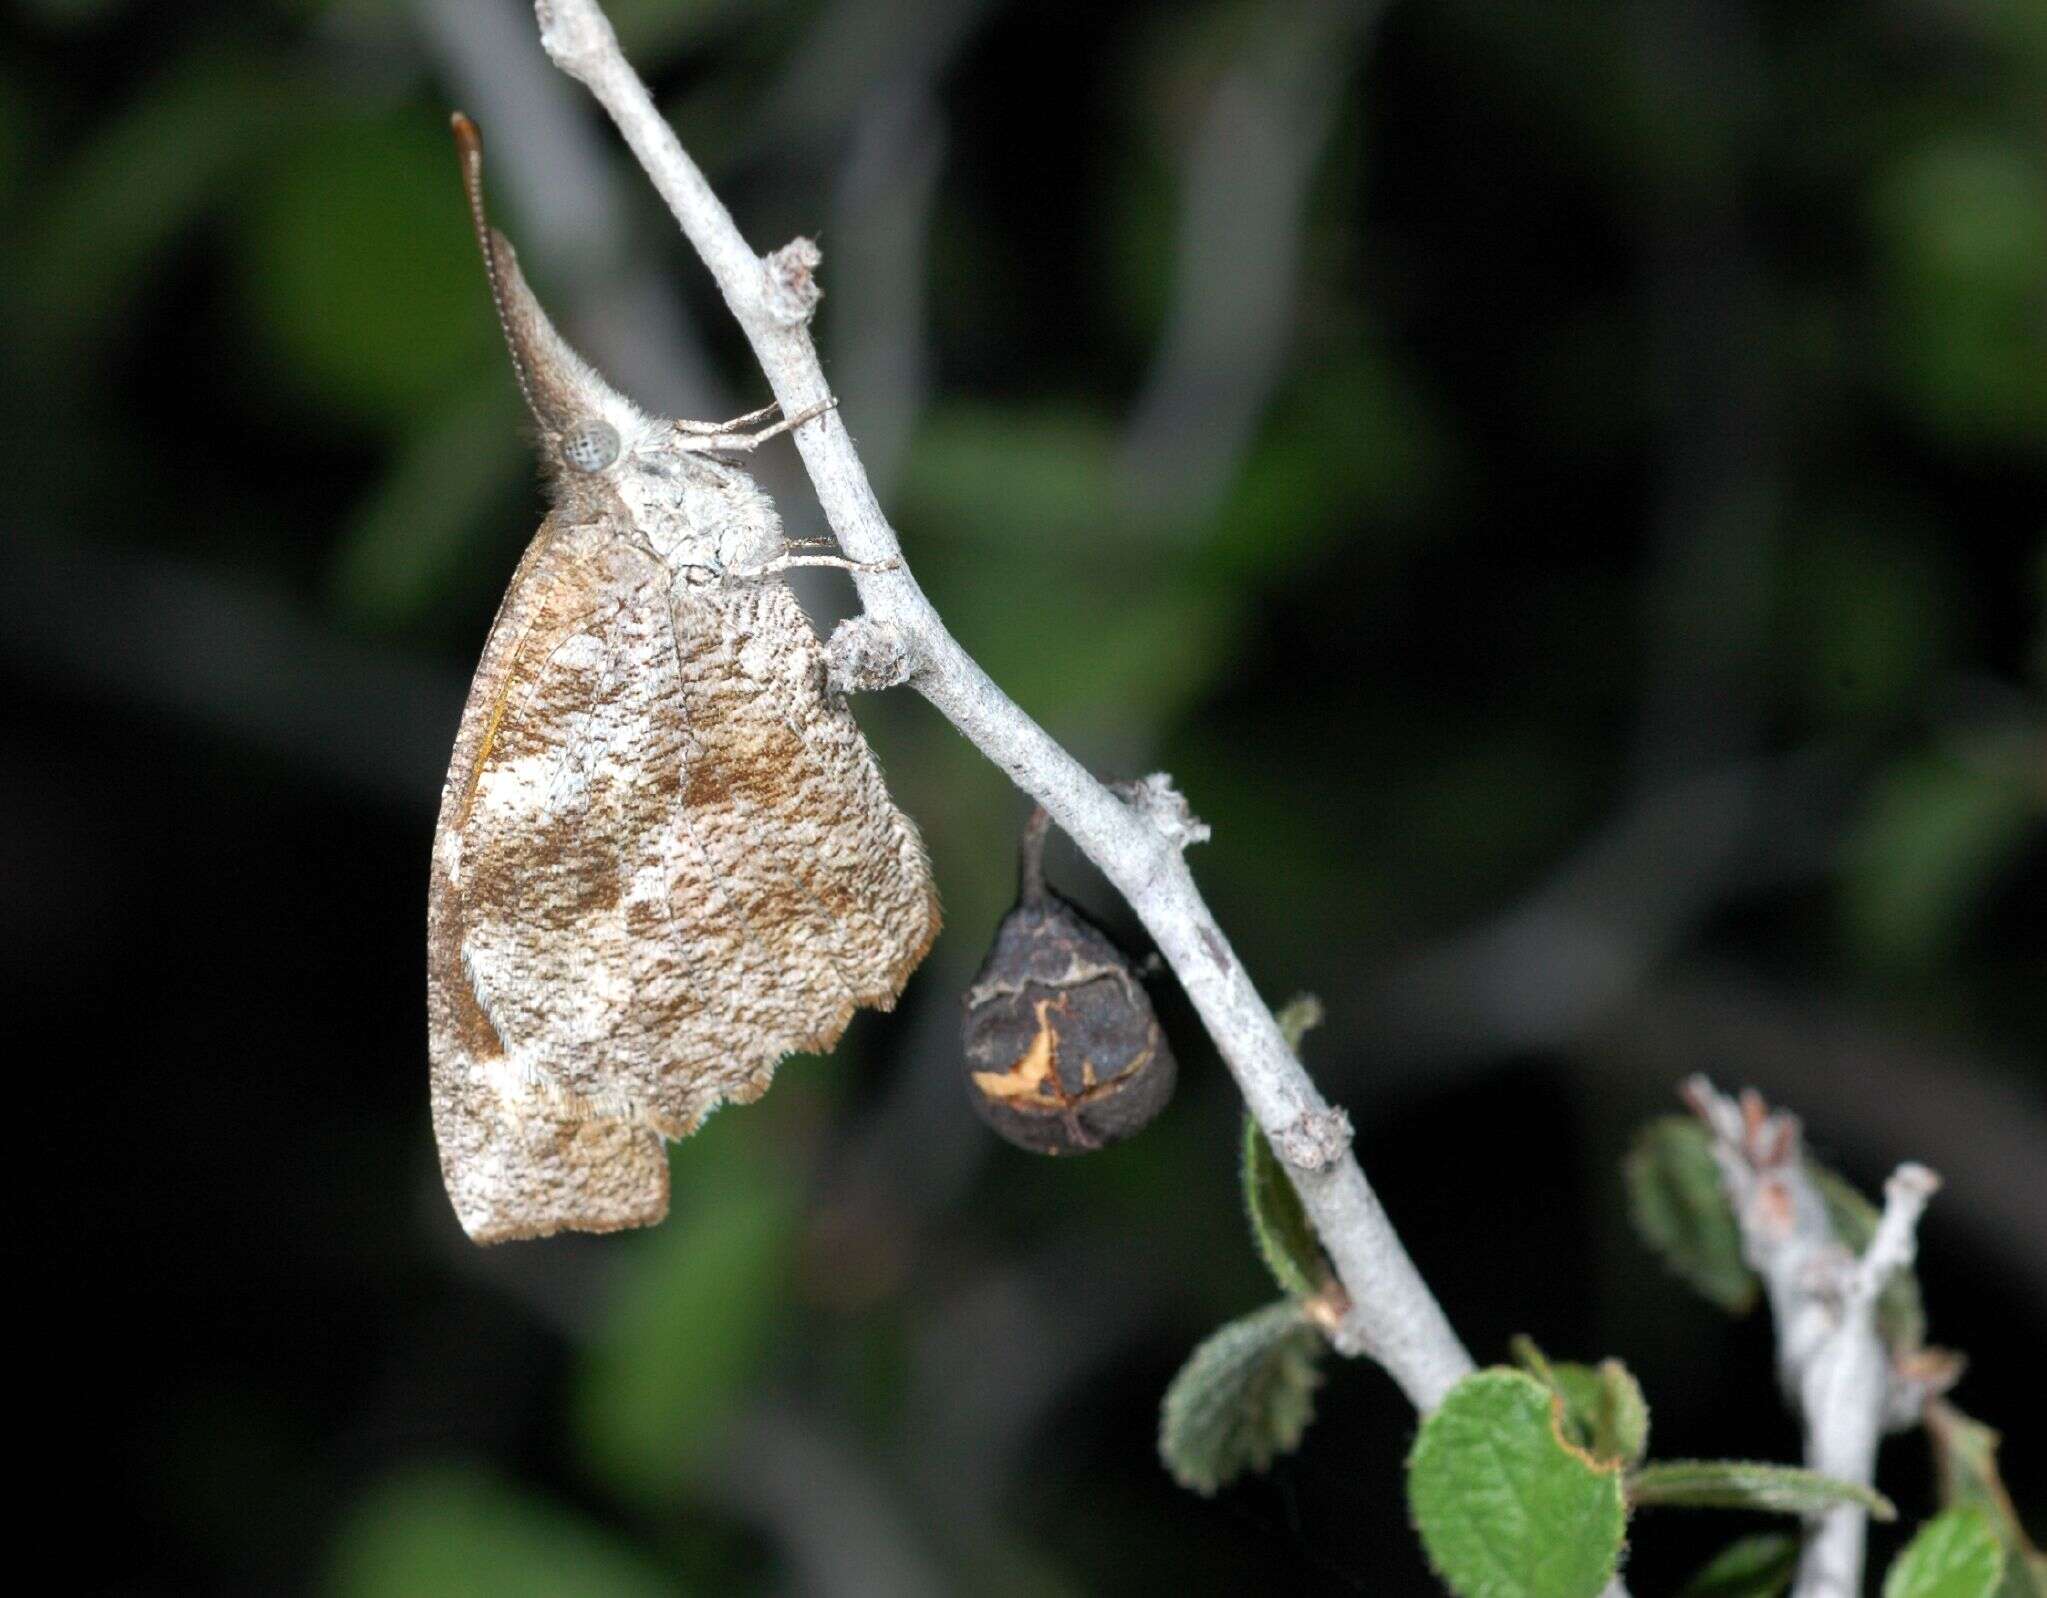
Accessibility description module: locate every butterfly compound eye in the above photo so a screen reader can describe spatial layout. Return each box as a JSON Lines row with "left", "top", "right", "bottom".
{"left": 559, "top": 419, "right": 622, "bottom": 474}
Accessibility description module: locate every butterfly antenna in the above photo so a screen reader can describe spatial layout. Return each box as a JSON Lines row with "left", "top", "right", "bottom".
{"left": 450, "top": 113, "right": 544, "bottom": 427}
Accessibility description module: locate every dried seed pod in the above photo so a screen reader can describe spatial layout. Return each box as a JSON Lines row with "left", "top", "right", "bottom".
{"left": 961, "top": 809, "right": 1176, "bottom": 1154}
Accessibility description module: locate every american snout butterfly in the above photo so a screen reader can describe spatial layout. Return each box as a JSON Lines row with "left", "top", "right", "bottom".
{"left": 428, "top": 114, "right": 940, "bottom": 1243}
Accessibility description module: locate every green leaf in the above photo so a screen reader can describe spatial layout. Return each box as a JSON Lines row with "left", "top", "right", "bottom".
{"left": 1591, "top": 1362, "right": 1650, "bottom": 1470}
{"left": 1927, "top": 1403, "right": 2047, "bottom": 1598}
{"left": 1275, "top": 993, "right": 1325, "bottom": 1051}
{"left": 572, "top": 1130, "right": 796, "bottom": 1505}
{"left": 1241, "top": 1114, "right": 1328, "bottom": 1299}
{"left": 1509, "top": 1333, "right": 1562, "bottom": 1386}
{"left": 1237, "top": 995, "right": 1330, "bottom": 1298}
{"left": 1159, "top": 1300, "right": 1326, "bottom": 1495}
{"left": 1678, "top": 1534, "right": 1799, "bottom": 1598}
{"left": 1628, "top": 1460, "right": 1896, "bottom": 1520}
{"left": 1809, "top": 1162, "right": 1929, "bottom": 1354}
{"left": 1406, "top": 1369, "right": 1627, "bottom": 1598}
{"left": 1624, "top": 1117, "right": 1759, "bottom": 1314}
{"left": 326, "top": 1463, "right": 674, "bottom": 1598}
{"left": 1886, "top": 1510, "right": 2009, "bottom": 1598}
{"left": 1512, "top": 1339, "right": 1649, "bottom": 1468}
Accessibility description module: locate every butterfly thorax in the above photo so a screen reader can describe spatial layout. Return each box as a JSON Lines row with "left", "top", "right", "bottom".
{"left": 551, "top": 420, "right": 786, "bottom": 582}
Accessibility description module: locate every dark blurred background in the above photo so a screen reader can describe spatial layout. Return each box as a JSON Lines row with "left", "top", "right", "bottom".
{"left": 7, "top": 0, "right": 2045, "bottom": 1592}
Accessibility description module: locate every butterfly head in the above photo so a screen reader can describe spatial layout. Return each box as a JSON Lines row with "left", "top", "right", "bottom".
{"left": 450, "top": 116, "right": 653, "bottom": 484}
{"left": 451, "top": 115, "right": 785, "bottom": 574}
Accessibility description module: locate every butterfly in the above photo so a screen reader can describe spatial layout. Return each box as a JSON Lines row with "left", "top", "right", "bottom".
{"left": 428, "top": 115, "right": 939, "bottom": 1243}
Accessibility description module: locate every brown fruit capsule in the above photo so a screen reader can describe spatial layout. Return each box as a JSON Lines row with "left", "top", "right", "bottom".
{"left": 961, "top": 809, "right": 1176, "bottom": 1154}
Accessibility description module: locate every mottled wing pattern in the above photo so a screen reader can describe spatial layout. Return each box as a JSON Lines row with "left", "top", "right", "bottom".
{"left": 666, "top": 578, "right": 939, "bottom": 1021}
{"left": 427, "top": 516, "right": 669, "bottom": 1241}
{"left": 428, "top": 515, "right": 939, "bottom": 1244}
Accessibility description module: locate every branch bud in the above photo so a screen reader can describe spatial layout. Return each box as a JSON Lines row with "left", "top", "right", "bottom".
{"left": 1115, "top": 772, "right": 1211, "bottom": 850}
{"left": 764, "top": 237, "right": 823, "bottom": 325}
{"left": 827, "top": 616, "right": 914, "bottom": 693}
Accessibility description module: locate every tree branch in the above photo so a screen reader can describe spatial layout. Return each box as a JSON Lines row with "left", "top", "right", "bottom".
{"left": 528, "top": 0, "right": 1475, "bottom": 1411}
{"left": 1685, "top": 1077, "right": 1939, "bottom": 1598}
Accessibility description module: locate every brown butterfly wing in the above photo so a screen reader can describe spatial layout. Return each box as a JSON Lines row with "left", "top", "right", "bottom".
{"left": 663, "top": 578, "right": 940, "bottom": 1016}
{"left": 428, "top": 516, "right": 938, "bottom": 1243}
{"left": 427, "top": 516, "right": 670, "bottom": 1242}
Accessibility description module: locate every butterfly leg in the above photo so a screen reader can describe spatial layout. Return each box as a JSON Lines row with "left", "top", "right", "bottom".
{"left": 739, "top": 549, "right": 900, "bottom": 579}
{"left": 674, "top": 401, "right": 783, "bottom": 435}
{"left": 676, "top": 397, "right": 838, "bottom": 453}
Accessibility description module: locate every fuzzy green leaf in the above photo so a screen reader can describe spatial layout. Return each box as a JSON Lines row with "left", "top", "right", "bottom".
{"left": 1629, "top": 1460, "right": 1896, "bottom": 1520}
{"left": 1159, "top": 1300, "right": 1326, "bottom": 1496}
{"left": 1275, "top": 993, "right": 1325, "bottom": 1050}
{"left": 1241, "top": 1115, "right": 1328, "bottom": 1299}
{"left": 1509, "top": 1334, "right": 1561, "bottom": 1386}
{"left": 1406, "top": 1369, "right": 1628, "bottom": 1598}
{"left": 1593, "top": 1361, "right": 1650, "bottom": 1470}
{"left": 1678, "top": 1534, "right": 1799, "bottom": 1598}
{"left": 1237, "top": 994, "right": 1332, "bottom": 1297}
{"left": 1927, "top": 1404, "right": 2047, "bottom": 1598}
{"left": 1512, "top": 1340, "right": 1650, "bottom": 1469}
{"left": 1886, "top": 1510, "right": 2009, "bottom": 1598}
{"left": 1624, "top": 1117, "right": 1759, "bottom": 1313}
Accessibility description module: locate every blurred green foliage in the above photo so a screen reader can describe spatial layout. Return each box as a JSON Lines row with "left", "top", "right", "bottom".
{"left": 573, "top": 1116, "right": 799, "bottom": 1506}
{"left": 241, "top": 109, "right": 493, "bottom": 427}
{"left": 330, "top": 1464, "right": 676, "bottom": 1598}
{"left": 1625, "top": 1116, "right": 1760, "bottom": 1316}
{"left": 1678, "top": 1533, "right": 1799, "bottom": 1598}
{"left": 8, "top": 0, "right": 2045, "bottom": 1592}
{"left": 1873, "top": 139, "right": 2047, "bottom": 457}
{"left": 1843, "top": 749, "right": 2044, "bottom": 970}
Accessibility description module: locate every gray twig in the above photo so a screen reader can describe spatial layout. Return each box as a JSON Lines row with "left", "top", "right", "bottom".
{"left": 529, "top": 0, "right": 1476, "bottom": 1412}
{"left": 1685, "top": 1077, "right": 1939, "bottom": 1598}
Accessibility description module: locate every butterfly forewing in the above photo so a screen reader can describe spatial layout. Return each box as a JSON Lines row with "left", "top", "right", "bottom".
{"left": 428, "top": 515, "right": 939, "bottom": 1243}
{"left": 428, "top": 517, "right": 672, "bottom": 1241}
